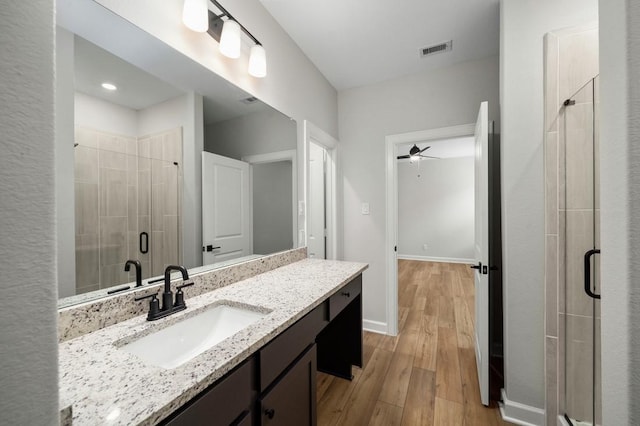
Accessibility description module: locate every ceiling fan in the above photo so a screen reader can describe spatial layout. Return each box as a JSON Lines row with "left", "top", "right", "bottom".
{"left": 397, "top": 144, "right": 439, "bottom": 160}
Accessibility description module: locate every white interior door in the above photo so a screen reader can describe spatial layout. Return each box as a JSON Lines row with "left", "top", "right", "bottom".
{"left": 202, "top": 152, "right": 250, "bottom": 265}
{"left": 308, "top": 141, "right": 326, "bottom": 259}
{"left": 473, "top": 101, "right": 490, "bottom": 406}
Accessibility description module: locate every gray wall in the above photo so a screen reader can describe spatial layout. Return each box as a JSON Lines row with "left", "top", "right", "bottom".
{"left": 600, "top": 0, "right": 640, "bottom": 423}
{"left": 397, "top": 157, "right": 474, "bottom": 262}
{"left": 204, "top": 109, "right": 297, "bottom": 160}
{"left": 253, "top": 161, "right": 294, "bottom": 254}
{"left": 500, "top": 0, "right": 598, "bottom": 414}
{"left": 338, "top": 56, "right": 499, "bottom": 328}
{"left": 0, "top": 2, "right": 59, "bottom": 424}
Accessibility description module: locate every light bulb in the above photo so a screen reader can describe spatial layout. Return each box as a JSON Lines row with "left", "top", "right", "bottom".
{"left": 248, "top": 44, "right": 267, "bottom": 78}
{"left": 182, "top": 0, "right": 209, "bottom": 33}
{"left": 219, "top": 20, "right": 241, "bottom": 58}
{"left": 101, "top": 82, "right": 117, "bottom": 91}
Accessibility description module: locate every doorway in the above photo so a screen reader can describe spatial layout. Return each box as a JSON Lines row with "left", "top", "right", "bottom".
{"left": 385, "top": 116, "right": 503, "bottom": 405}
{"left": 242, "top": 150, "right": 298, "bottom": 255}
{"left": 385, "top": 123, "right": 476, "bottom": 336}
{"left": 304, "top": 121, "right": 338, "bottom": 260}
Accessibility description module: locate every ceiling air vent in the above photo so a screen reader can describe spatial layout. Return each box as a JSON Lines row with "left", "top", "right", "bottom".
{"left": 420, "top": 40, "right": 453, "bottom": 58}
{"left": 240, "top": 96, "right": 259, "bottom": 105}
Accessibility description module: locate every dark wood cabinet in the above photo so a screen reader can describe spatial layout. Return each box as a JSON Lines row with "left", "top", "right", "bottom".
{"left": 162, "top": 357, "right": 255, "bottom": 426}
{"left": 317, "top": 275, "right": 363, "bottom": 379}
{"left": 259, "top": 344, "right": 317, "bottom": 426}
{"left": 160, "top": 274, "right": 362, "bottom": 426}
{"left": 259, "top": 303, "right": 326, "bottom": 392}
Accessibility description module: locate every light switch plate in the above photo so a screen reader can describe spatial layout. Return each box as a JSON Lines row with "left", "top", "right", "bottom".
{"left": 361, "top": 202, "right": 370, "bottom": 215}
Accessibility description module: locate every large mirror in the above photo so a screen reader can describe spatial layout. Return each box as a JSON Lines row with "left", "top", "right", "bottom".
{"left": 56, "top": 2, "right": 298, "bottom": 307}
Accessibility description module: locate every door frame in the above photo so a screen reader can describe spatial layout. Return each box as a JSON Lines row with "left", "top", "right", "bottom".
{"left": 385, "top": 123, "right": 476, "bottom": 336}
{"left": 242, "top": 150, "right": 298, "bottom": 250}
{"left": 304, "top": 121, "right": 338, "bottom": 260}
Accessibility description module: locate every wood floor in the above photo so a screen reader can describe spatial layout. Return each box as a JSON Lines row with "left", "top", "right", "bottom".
{"left": 317, "top": 260, "right": 512, "bottom": 426}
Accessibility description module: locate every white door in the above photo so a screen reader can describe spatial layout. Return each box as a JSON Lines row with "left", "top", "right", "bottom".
{"left": 473, "top": 101, "right": 490, "bottom": 406}
{"left": 202, "top": 152, "right": 251, "bottom": 265}
{"left": 308, "top": 141, "right": 326, "bottom": 259}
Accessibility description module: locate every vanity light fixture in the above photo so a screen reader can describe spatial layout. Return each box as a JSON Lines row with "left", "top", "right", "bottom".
{"left": 248, "top": 44, "right": 267, "bottom": 78}
{"left": 182, "top": 0, "right": 267, "bottom": 78}
{"left": 182, "top": 0, "right": 209, "bottom": 32}
{"left": 219, "top": 19, "right": 241, "bottom": 58}
{"left": 101, "top": 82, "right": 117, "bottom": 91}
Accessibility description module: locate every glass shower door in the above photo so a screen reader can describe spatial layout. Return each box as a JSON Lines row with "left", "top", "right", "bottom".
{"left": 562, "top": 76, "right": 600, "bottom": 426}
{"left": 137, "top": 156, "right": 181, "bottom": 279}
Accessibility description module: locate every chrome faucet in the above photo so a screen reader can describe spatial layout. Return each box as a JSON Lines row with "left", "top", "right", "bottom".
{"left": 124, "top": 260, "right": 142, "bottom": 287}
{"left": 135, "top": 265, "right": 194, "bottom": 321}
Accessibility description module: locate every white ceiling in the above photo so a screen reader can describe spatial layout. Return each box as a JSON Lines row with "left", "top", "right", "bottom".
{"left": 398, "top": 136, "right": 475, "bottom": 161}
{"left": 259, "top": 0, "right": 500, "bottom": 90}
{"left": 74, "top": 36, "right": 184, "bottom": 111}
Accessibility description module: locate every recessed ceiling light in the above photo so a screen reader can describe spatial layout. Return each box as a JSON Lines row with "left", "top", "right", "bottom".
{"left": 101, "top": 82, "right": 117, "bottom": 91}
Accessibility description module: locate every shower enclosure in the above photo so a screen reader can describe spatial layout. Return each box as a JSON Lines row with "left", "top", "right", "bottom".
{"left": 74, "top": 127, "right": 182, "bottom": 295}
{"left": 560, "top": 76, "right": 601, "bottom": 426}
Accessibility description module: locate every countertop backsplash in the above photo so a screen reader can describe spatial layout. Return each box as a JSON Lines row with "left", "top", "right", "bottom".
{"left": 58, "top": 247, "right": 307, "bottom": 342}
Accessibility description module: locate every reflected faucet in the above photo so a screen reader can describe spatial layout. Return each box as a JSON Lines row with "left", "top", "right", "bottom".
{"left": 124, "top": 260, "right": 142, "bottom": 287}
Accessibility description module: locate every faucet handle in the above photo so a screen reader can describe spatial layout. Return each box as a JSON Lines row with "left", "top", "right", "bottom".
{"left": 135, "top": 291, "right": 160, "bottom": 320}
{"left": 174, "top": 282, "right": 194, "bottom": 308}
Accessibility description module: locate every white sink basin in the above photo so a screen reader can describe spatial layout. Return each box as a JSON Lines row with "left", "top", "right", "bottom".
{"left": 120, "top": 304, "right": 266, "bottom": 369}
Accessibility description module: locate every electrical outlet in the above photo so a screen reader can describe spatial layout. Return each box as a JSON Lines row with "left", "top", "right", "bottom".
{"left": 361, "top": 202, "right": 370, "bottom": 215}
{"left": 422, "top": 244, "right": 428, "bottom": 251}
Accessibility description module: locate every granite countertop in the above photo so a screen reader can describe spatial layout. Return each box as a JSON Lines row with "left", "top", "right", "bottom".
{"left": 59, "top": 258, "right": 368, "bottom": 425}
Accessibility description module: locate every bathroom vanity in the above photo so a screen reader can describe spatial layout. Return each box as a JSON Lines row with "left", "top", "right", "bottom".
{"left": 58, "top": 256, "right": 367, "bottom": 425}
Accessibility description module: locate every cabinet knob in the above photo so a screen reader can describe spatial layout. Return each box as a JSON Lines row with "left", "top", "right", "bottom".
{"left": 264, "top": 408, "right": 275, "bottom": 419}
{"left": 341, "top": 291, "right": 350, "bottom": 297}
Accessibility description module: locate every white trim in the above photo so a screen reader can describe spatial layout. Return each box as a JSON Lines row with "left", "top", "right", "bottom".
{"left": 557, "top": 415, "right": 571, "bottom": 426}
{"left": 304, "top": 121, "right": 339, "bottom": 260}
{"left": 385, "top": 123, "right": 476, "bottom": 336}
{"left": 397, "top": 254, "right": 474, "bottom": 264}
{"left": 499, "top": 389, "right": 545, "bottom": 426}
{"left": 242, "top": 150, "right": 298, "bottom": 251}
{"left": 363, "top": 319, "right": 388, "bottom": 334}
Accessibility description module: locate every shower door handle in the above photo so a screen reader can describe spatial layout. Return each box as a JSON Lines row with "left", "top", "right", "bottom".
{"left": 584, "top": 249, "right": 601, "bottom": 299}
{"left": 140, "top": 232, "right": 149, "bottom": 254}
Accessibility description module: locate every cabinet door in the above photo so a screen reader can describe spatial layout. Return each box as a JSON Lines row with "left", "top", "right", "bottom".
{"left": 260, "top": 344, "right": 317, "bottom": 426}
{"left": 162, "top": 358, "right": 254, "bottom": 426}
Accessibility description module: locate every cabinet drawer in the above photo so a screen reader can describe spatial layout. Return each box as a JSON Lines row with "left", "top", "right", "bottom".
{"left": 163, "top": 357, "right": 255, "bottom": 426}
{"left": 328, "top": 275, "right": 361, "bottom": 321}
{"left": 259, "top": 303, "right": 326, "bottom": 392}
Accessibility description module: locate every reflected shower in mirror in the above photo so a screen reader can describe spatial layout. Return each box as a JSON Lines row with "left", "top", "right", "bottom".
{"left": 57, "top": 19, "right": 297, "bottom": 307}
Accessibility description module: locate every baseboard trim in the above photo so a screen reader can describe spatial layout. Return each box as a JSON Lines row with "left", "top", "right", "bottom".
{"left": 499, "top": 389, "right": 545, "bottom": 426}
{"left": 558, "top": 415, "right": 571, "bottom": 426}
{"left": 397, "top": 254, "right": 474, "bottom": 264}
{"left": 363, "top": 319, "right": 388, "bottom": 334}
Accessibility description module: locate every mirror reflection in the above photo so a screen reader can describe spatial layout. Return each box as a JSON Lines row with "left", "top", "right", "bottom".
{"left": 58, "top": 26, "right": 297, "bottom": 307}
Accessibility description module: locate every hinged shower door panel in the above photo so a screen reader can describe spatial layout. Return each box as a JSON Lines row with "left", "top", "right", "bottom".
{"left": 562, "top": 76, "right": 601, "bottom": 426}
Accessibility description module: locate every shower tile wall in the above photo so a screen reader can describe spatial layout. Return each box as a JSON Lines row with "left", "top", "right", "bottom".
{"left": 75, "top": 127, "right": 137, "bottom": 293}
{"left": 74, "top": 127, "right": 182, "bottom": 293}
{"left": 544, "top": 26, "right": 599, "bottom": 426}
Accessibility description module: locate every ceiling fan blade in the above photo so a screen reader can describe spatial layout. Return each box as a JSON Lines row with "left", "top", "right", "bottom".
{"left": 397, "top": 154, "right": 410, "bottom": 159}
{"left": 418, "top": 146, "right": 431, "bottom": 154}
{"left": 419, "top": 155, "right": 440, "bottom": 159}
